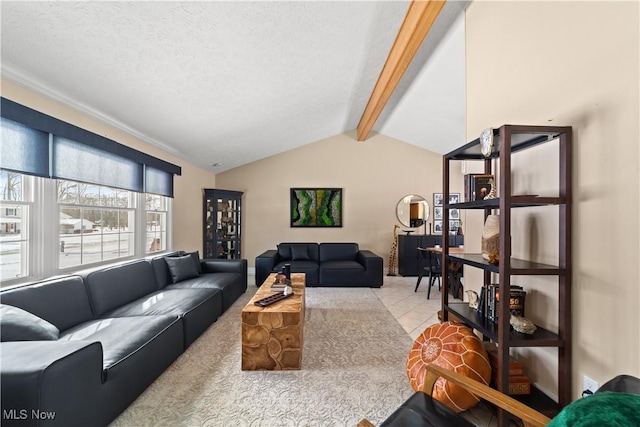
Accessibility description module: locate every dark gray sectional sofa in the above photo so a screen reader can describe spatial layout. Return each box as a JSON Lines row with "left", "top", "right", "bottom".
{"left": 0, "top": 251, "right": 247, "bottom": 427}
{"left": 255, "top": 242, "right": 383, "bottom": 288}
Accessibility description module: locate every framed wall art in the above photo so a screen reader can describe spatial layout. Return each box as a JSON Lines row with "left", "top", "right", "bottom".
{"left": 434, "top": 206, "right": 443, "bottom": 220}
{"left": 290, "top": 188, "right": 342, "bottom": 227}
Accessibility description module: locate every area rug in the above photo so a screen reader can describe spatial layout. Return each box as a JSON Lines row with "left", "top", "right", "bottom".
{"left": 111, "top": 287, "right": 414, "bottom": 426}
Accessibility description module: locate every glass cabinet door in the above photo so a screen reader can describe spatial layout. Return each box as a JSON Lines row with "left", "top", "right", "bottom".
{"left": 203, "top": 189, "right": 242, "bottom": 259}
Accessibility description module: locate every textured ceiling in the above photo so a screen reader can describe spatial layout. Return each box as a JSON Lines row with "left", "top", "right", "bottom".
{"left": 1, "top": 1, "right": 467, "bottom": 173}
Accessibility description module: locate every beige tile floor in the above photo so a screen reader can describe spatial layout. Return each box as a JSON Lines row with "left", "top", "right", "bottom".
{"left": 372, "top": 273, "right": 497, "bottom": 427}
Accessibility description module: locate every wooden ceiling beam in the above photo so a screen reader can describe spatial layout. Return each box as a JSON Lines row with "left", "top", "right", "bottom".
{"left": 356, "top": 0, "right": 446, "bottom": 141}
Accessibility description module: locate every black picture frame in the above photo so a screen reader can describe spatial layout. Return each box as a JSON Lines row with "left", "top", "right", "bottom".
{"left": 290, "top": 188, "right": 342, "bottom": 227}
{"left": 434, "top": 206, "right": 443, "bottom": 220}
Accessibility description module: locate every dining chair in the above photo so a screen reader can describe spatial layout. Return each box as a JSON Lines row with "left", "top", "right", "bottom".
{"left": 415, "top": 247, "right": 442, "bottom": 299}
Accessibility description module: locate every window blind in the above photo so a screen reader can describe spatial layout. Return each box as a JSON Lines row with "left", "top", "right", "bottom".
{"left": 0, "top": 117, "right": 50, "bottom": 177}
{"left": 53, "top": 136, "right": 143, "bottom": 192}
{"left": 1, "top": 97, "right": 181, "bottom": 196}
{"left": 145, "top": 166, "right": 174, "bottom": 197}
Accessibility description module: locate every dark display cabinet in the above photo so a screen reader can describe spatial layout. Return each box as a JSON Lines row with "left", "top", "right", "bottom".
{"left": 203, "top": 189, "right": 242, "bottom": 259}
{"left": 440, "top": 125, "right": 572, "bottom": 425}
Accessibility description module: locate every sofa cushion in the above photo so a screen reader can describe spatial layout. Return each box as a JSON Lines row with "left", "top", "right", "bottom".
{"left": 320, "top": 260, "right": 365, "bottom": 272}
{"left": 319, "top": 242, "right": 359, "bottom": 262}
{"left": 186, "top": 251, "right": 203, "bottom": 274}
{"left": 0, "top": 304, "right": 60, "bottom": 341}
{"left": 277, "top": 244, "right": 292, "bottom": 260}
{"left": 60, "top": 315, "right": 179, "bottom": 372}
{"left": 0, "top": 276, "right": 94, "bottom": 332}
{"left": 319, "top": 260, "right": 369, "bottom": 286}
{"left": 82, "top": 259, "right": 159, "bottom": 317}
{"left": 100, "top": 288, "right": 222, "bottom": 348}
{"left": 165, "top": 254, "right": 200, "bottom": 283}
{"left": 274, "top": 260, "right": 319, "bottom": 286}
{"left": 291, "top": 244, "right": 310, "bottom": 260}
{"left": 101, "top": 288, "right": 219, "bottom": 318}
{"left": 166, "top": 272, "right": 243, "bottom": 311}
{"left": 277, "top": 243, "right": 318, "bottom": 262}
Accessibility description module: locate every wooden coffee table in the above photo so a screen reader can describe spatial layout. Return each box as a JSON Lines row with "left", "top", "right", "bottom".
{"left": 241, "top": 273, "right": 305, "bottom": 370}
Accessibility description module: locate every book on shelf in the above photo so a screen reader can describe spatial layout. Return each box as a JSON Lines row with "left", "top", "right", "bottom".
{"left": 492, "top": 376, "right": 531, "bottom": 395}
{"left": 484, "top": 343, "right": 527, "bottom": 376}
{"left": 464, "top": 173, "right": 495, "bottom": 202}
{"left": 483, "top": 284, "right": 527, "bottom": 322}
{"left": 483, "top": 342, "right": 531, "bottom": 395}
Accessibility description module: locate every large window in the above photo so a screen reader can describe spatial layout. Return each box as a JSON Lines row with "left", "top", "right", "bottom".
{"left": 0, "top": 172, "right": 172, "bottom": 287}
{"left": 57, "top": 180, "right": 135, "bottom": 269}
{"left": 0, "top": 171, "right": 30, "bottom": 282}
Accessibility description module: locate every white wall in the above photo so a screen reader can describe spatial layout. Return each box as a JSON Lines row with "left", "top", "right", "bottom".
{"left": 465, "top": 0, "right": 639, "bottom": 400}
{"left": 216, "top": 130, "right": 465, "bottom": 281}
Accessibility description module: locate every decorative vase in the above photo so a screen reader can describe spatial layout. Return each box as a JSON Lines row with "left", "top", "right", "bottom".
{"left": 481, "top": 215, "right": 500, "bottom": 260}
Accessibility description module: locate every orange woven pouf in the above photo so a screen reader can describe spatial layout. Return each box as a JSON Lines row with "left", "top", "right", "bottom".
{"left": 406, "top": 321, "right": 491, "bottom": 413}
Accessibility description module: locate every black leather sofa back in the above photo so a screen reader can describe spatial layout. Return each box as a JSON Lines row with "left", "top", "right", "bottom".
{"left": 0, "top": 276, "right": 94, "bottom": 332}
{"left": 81, "top": 260, "right": 158, "bottom": 317}
{"left": 319, "top": 242, "right": 359, "bottom": 262}
{"left": 277, "top": 242, "right": 319, "bottom": 262}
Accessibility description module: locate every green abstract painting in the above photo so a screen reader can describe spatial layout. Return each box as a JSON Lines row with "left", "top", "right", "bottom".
{"left": 290, "top": 188, "right": 342, "bottom": 227}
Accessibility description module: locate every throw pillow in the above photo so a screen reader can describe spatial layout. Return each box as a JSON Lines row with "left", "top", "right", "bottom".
{"left": 0, "top": 304, "right": 60, "bottom": 341}
{"left": 548, "top": 391, "right": 640, "bottom": 426}
{"left": 277, "top": 244, "right": 292, "bottom": 261}
{"left": 165, "top": 254, "right": 200, "bottom": 284}
{"left": 290, "top": 244, "right": 310, "bottom": 261}
{"left": 406, "top": 321, "right": 491, "bottom": 413}
{"left": 185, "top": 251, "right": 203, "bottom": 274}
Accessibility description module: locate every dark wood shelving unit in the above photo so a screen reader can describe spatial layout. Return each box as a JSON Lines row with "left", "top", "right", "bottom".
{"left": 203, "top": 189, "right": 243, "bottom": 260}
{"left": 441, "top": 124, "right": 572, "bottom": 426}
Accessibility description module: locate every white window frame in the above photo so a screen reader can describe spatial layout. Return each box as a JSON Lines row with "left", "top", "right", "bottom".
{"left": 0, "top": 175, "right": 173, "bottom": 288}
{"left": 0, "top": 173, "right": 33, "bottom": 286}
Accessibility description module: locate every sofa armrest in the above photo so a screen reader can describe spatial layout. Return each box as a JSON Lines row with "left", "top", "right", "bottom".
{"left": 201, "top": 258, "right": 246, "bottom": 274}
{"left": 357, "top": 250, "right": 382, "bottom": 269}
{"left": 422, "top": 364, "right": 551, "bottom": 427}
{"left": 1, "top": 341, "right": 105, "bottom": 427}
{"left": 358, "top": 250, "right": 383, "bottom": 287}
{"left": 255, "top": 250, "right": 279, "bottom": 287}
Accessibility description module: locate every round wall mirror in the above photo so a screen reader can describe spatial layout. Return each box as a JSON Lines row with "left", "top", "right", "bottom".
{"left": 396, "top": 195, "right": 430, "bottom": 228}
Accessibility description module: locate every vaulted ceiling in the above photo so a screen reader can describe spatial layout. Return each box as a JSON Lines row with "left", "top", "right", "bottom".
{"left": 1, "top": 1, "right": 468, "bottom": 173}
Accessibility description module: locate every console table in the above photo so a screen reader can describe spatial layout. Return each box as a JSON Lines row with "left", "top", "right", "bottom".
{"left": 398, "top": 234, "right": 464, "bottom": 276}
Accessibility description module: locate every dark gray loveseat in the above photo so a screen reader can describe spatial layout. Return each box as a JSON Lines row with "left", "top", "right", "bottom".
{"left": 255, "top": 242, "right": 383, "bottom": 288}
{"left": 0, "top": 251, "right": 247, "bottom": 427}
